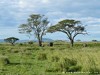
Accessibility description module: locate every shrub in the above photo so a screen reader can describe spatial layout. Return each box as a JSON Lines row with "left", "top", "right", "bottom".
{"left": 25, "top": 51, "right": 32, "bottom": 55}
{"left": 27, "top": 47, "right": 40, "bottom": 50}
{"left": 37, "top": 53, "right": 47, "bottom": 60}
{"left": 89, "top": 67, "right": 100, "bottom": 74}
{"left": 28, "top": 41, "right": 34, "bottom": 45}
{"left": 0, "top": 56, "right": 10, "bottom": 65}
{"left": 12, "top": 50, "right": 19, "bottom": 53}
{"left": 45, "top": 62, "right": 60, "bottom": 72}
{"left": 63, "top": 58, "right": 77, "bottom": 66}
{"left": 27, "top": 48, "right": 33, "bottom": 50}
{"left": 50, "top": 48, "right": 55, "bottom": 50}
{"left": 59, "top": 58, "right": 81, "bottom": 72}
{"left": 19, "top": 43, "right": 23, "bottom": 46}
{"left": 49, "top": 42, "right": 53, "bottom": 47}
{"left": 83, "top": 43, "right": 88, "bottom": 47}
{"left": 45, "top": 67, "right": 59, "bottom": 72}
{"left": 68, "top": 65, "right": 82, "bottom": 72}
{"left": 51, "top": 56, "right": 60, "bottom": 62}
{"left": 45, "top": 58, "right": 80, "bottom": 73}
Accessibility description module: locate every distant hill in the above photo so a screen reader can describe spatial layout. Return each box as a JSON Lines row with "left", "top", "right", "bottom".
{"left": 42, "top": 38, "right": 53, "bottom": 42}
{"left": 0, "top": 38, "right": 53, "bottom": 43}
{"left": 0, "top": 39, "right": 4, "bottom": 43}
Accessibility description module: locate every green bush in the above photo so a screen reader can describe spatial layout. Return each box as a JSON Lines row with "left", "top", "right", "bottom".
{"left": 51, "top": 56, "right": 60, "bottom": 62}
{"left": 12, "top": 50, "right": 19, "bottom": 53}
{"left": 59, "top": 58, "right": 81, "bottom": 72}
{"left": 45, "top": 62, "right": 60, "bottom": 72}
{"left": 45, "top": 58, "right": 81, "bottom": 73}
{"left": 68, "top": 65, "right": 82, "bottom": 72}
{"left": 19, "top": 43, "right": 23, "bottom": 46}
{"left": 89, "top": 67, "right": 100, "bottom": 74}
{"left": 37, "top": 53, "right": 47, "bottom": 60}
{"left": 62, "top": 58, "right": 77, "bottom": 67}
{"left": 25, "top": 51, "right": 32, "bottom": 55}
{"left": 50, "top": 48, "right": 55, "bottom": 50}
{"left": 45, "top": 67, "right": 59, "bottom": 72}
{"left": 0, "top": 56, "right": 10, "bottom": 65}
{"left": 28, "top": 41, "right": 34, "bottom": 45}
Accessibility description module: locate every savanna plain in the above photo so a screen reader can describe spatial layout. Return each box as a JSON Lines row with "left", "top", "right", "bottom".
{"left": 0, "top": 41, "right": 100, "bottom": 75}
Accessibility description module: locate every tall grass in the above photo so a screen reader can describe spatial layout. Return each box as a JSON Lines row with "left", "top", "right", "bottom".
{"left": 0, "top": 42, "right": 100, "bottom": 75}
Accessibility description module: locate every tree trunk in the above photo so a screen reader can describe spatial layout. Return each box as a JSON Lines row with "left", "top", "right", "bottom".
{"left": 37, "top": 34, "right": 42, "bottom": 47}
{"left": 38, "top": 39, "right": 42, "bottom": 47}
{"left": 11, "top": 43, "right": 14, "bottom": 46}
{"left": 70, "top": 39, "right": 74, "bottom": 47}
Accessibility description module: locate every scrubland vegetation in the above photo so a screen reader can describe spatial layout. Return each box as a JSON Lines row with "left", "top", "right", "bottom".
{"left": 0, "top": 42, "right": 100, "bottom": 75}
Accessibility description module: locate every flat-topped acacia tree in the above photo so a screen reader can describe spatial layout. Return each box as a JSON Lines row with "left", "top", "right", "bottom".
{"left": 48, "top": 19, "right": 86, "bottom": 47}
{"left": 4, "top": 37, "right": 19, "bottom": 45}
{"left": 19, "top": 14, "right": 49, "bottom": 46}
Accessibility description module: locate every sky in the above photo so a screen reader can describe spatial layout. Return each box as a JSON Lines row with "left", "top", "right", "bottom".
{"left": 0, "top": 0, "right": 100, "bottom": 41}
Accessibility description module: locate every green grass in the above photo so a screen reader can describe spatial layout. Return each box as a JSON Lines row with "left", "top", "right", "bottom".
{"left": 0, "top": 42, "right": 100, "bottom": 75}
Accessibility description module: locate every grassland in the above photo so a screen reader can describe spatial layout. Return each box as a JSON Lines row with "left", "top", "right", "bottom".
{"left": 0, "top": 42, "right": 100, "bottom": 75}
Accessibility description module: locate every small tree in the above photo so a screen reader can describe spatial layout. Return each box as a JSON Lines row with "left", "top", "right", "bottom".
{"left": 4, "top": 37, "right": 19, "bottom": 45}
{"left": 48, "top": 19, "right": 86, "bottom": 47}
{"left": 19, "top": 14, "right": 49, "bottom": 46}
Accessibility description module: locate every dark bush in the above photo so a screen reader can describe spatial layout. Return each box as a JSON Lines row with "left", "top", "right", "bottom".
{"left": 64, "top": 58, "right": 77, "bottom": 66}
{"left": 51, "top": 56, "right": 60, "bottom": 62}
{"left": 83, "top": 43, "right": 88, "bottom": 47}
{"left": 19, "top": 43, "right": 23, "bottom": 46}
{"left": 45, "top": 68, "right": 59, "bottom": 72}
{"left": 28, "top": 41, "right": 34, "bottom": 45}
{"left": 50, "top": 48, "right": 55, "bottom": 50}
{"left": 45, "top": 62, "right": 60, "bottom": 72}
{"left": 0, "top": 56, "right": 10, "bottom": 65}
{"left": 13, "top": 50, "right": 19, "bottom": 53}
{"left": 49, "top": 42, "right": 53, "bottom": 47}
{"left": 45, "top": 58, "right": 82, "bottom": 73}
{"left": 37, "top": 53, "right": 47, "bottom": 60}
{"left": 89, "top": 67, "right": 100, "bottom": 74}
{"left": 68, "top": 66, "right": 82, "bottom": 72}
{"left": 59, "top": 58, "right": 81, "bottom": 72}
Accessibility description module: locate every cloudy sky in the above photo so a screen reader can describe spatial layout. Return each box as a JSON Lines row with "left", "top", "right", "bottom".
{"left": 0, "top": 0, "right": 100, "bottom": 41}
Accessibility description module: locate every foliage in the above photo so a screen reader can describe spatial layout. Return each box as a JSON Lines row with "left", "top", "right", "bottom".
{"left": 51, "top": 56, "right": 60, "bottom": 62}
{"left": 19, "top": 14, "right": 49, "bottom": 46}
{"left": 4, "top": 37, "right": 19, "bottom": 45}
{"left": 68, "top": 65, "right": 82, "bottom": 72}
{"left": 46, "top": 57, "right": 82, "bottom": 73}
{"left": 28, "top": 41, "right": 34, "bottom": 45}
{"left": 0, "top": 56, "right": 10, "bottom": 65}
{"left": 49, "top": 42, "right": 53, "bottom": 47}
{"left": 59, "top": 58, "right": 81, "bottom": 72}
{"left": 48, "top": 19, "right": 86, "bottom": 47}
{"left": 89, "top": 67, "right": 100, "bottom": 74}
{"left": 37, "top": 53, "right": 47, "bottom": 60}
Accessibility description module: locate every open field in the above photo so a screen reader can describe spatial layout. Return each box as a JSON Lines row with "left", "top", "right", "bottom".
{"left": 0, "top": 42, "right": 100, "bottom": 75}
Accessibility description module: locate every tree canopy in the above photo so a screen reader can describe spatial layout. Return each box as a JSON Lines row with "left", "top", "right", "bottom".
{"left": 48, "top": 19, "right": 86, "bottom": 47}
{"left": 19, "top": 14, "right": 49, "bottom": 46}
{"left": 4, "top": 37, "right": 19, "bottom": 45}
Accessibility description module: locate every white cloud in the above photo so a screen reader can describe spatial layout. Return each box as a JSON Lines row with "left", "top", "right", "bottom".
{"left": 42, "top": 0, "right": 50, "bottom": 4}
{"left": 18, "top": 0, "right": 27, "bottom": 8}
{"left": 0, "top": 0, "right": 100, "bottom": 40}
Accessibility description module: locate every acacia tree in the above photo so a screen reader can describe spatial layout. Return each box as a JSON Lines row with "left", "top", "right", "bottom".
{"left": 4, "top": 37, "right": 19, "bottom": 45}
{"left": 48, "top": 19, "right": 86, "bottom": 47}
{"left": 19, "top": 14, "right": 49, "bottom": 46}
